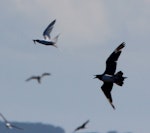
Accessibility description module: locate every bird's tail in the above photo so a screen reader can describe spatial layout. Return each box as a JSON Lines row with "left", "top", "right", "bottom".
{"left": 52, "top": 34, "right": 60, "bottom": 48}
{"left": 114, "top": 71, "right": 127, "bottom": 86}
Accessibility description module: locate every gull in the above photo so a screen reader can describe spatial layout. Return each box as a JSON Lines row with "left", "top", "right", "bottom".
{"left": 94, "top": 42, "right": 127, "bottom": 109}
{"left": 26, "top": 72, "right": 51, "bottom": 84}
{"left": 74, "top": 120, "right": 90, "bottom": 132}
{"left": 0, "top": 113, "right": 23, "bottom": 130}
{"left": 33, "top": 19, "right": 60, "bottom": 47}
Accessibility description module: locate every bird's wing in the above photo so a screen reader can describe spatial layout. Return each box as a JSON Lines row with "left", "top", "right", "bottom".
{"left": 82, "top": 120, "right": 89, "bottom": 127}
{"left": 74, "top": 124, "right": 83, "bottom": 131}
{"left": 41, "top": 73, "right": 51, "bottom": 77}
{"left": 11, "top": 124, "right": 24, "bottom": 130}
{"left": 74, "top": 127, "right": 81, "bottom": 132}
{"left": 101, "top": 82, "right": 115, "bottom": 109}
{"left": 74, "top": 120, "right": 89, "bottom": 132}
{"left": 26, "top": 76, "right": 38, "bottom": 81}
{"left": 43, "top": 19, "right": 56, "bottom": 40}
{"left": 0, "top": 113, "right": 8, "bottom": 123}
{"left": 104, "top": 42, "right": 125, "bottom": 75}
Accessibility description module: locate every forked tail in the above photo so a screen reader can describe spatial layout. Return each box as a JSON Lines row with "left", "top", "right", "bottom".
{"left": 52, "top": 34, "right": 60, "bottom": 47}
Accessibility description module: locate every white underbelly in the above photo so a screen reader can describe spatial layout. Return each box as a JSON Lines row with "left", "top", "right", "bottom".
{"left": 102, "top": 75, "right": 114, "bottom": 82}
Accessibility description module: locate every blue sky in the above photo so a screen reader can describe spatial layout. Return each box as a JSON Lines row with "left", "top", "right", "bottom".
{"left": 0, "top": 1, "right": 150, "bottom": 133}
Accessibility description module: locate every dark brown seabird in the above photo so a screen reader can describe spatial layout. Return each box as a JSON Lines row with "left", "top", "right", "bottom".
{"left": 94, "top": 42, "right": 127, "bottom": 109}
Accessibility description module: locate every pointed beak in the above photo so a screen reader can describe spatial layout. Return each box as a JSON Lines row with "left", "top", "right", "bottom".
{"left": 33, "top": 40, "right": 36, "bottom": 44}
{"left": 93, "top": 75, "right": 97, "bottom": 79}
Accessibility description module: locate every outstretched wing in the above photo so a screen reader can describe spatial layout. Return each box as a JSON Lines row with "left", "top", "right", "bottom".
{"left": 11, "top": 124, "right": 24, "bottom": 130}
{"left": 74, "top": 120, "right": 89, "bottom": 132}
{"left": 101, "top": 82, "right": 115, "bottom": 109}
{"left": 74, "top": 126, "right": 81, "bottom": 132}
{"left": 0, "top": 113, "right": 8, "bottom": 123}
{"left": 43, "top": 19, "right": 56, "bottom": 40}
{"left": 104, "top": 42, "right": 125, "bottom": 75}
{"left": 25, "top": 76, "right": 38, "bottom": 82}
{"left": 41, "top": 73, "right": 51, "bottom": 77}
{"left": 81, "top": 120, "right": 89, "bottom": 127}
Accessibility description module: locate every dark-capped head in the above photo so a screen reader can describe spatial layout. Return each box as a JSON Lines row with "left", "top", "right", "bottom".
{"left": 94, "top": 75, "right": 103, "bottom": 80}
{"left": 33, "top": 40, "right": 39, "bottom": 44}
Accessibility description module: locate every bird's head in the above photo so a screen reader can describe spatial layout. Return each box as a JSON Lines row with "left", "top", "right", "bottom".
{"left": 33, "top": 40, "right": 38, "bottom": 44}
{"left": 93, "top": 75, "right": 103, "bottom": 80}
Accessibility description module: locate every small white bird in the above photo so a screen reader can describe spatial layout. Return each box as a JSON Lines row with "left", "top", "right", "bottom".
{"left": 0, "top": 113, "right": 23, "bottom": 130}
{"left": 26, "top": 72, "right": 51, "bottom": 84}
{"left": 33, "top": 19, "right": 60, "bottom": 48}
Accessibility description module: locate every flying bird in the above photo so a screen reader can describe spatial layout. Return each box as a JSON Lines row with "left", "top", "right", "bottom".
{"left": 33, "top": 19, "right": 60, "bottom": 47}
{"left": 26, "top": 72, "right": 51, "bottom": 84}
{"left": 0, "top": 113, "right": 23, "bottom": 130}
{"left": 94, "top": 42, "right": 127, "bottom": 109}
{"left": 74, "top": 120, "right": 89, "bottom": 132}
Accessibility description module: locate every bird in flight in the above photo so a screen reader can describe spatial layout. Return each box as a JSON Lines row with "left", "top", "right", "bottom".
{"left": 0, "top": 113, "right": 23, "bottom": 130}
{"left": 33, "top": 19, "right": 60, "bottom": 47}
{"left": 74, "top": 120, "right": 90, "bottom": 132}
{"left": 94, "top": 42, "right": 127, "bottom": 109}
{"left": 26, "top": 72, "right": 51, "bottom": 84}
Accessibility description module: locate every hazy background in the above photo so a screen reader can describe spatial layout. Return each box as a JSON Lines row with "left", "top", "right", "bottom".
{"left": 0, "top": 1, "right": 150, "bottom": 133}
{"left": 0, "top": 121, "right": 129, "bottom": 133}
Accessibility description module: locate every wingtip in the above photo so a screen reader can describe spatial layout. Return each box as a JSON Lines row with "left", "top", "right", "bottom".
{"left": 112, "top": 104, "right": 116, "bottom": 110}
{"left": 115, "top": 42, "right": 125, "bottom": 53}
{"left": 52, "top": 19, "right": 56, "bottom": 24}
{"left": 108, "top": 99, "right": 116, "bottom": 110}
{"left": 120, "top": 42, "right": 125, "bottom": 48}
{"left": 110, "top": 102, "right": 115, "bottom": 110}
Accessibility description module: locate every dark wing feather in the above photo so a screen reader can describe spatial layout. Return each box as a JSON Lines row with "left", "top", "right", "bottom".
{"left": 0, "top": 113, "right": 8, "bottom": 123}
{"left": 74, "top": 127, "right": 81, "bottom": 132}
{"left": 74, "top": 120, "right": 89, "bottom": 132}
{"left": 104, "top": 51, "right": 121, "bottom": 75}
{"left": 104, "top": 42, "right": 125, "bottom": 75}
{"left": 101, "top": 82, "right": 115, "bottom": 109}
{"left": 26, "top": 76, "right": 41, "bottom": 84}
{"left": 26, "top": 76, "right": 38, "bottom": 81}
{"left": 41, "top": 73, "right": 51, "bottom": 77}
{"left": 43, "top": 19, "right": 56, "bottom": 40}
{"left": 81, "top": 120, "right": 89, "bottom": 128}
{"left": 11, "top": 124, "right": 24, "bottom": 130}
